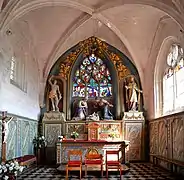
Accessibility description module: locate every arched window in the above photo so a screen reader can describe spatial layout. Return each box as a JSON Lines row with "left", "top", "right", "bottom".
{"left": 163, "top": 44, "right": 184, "bottom": 114}
{"left": 10, "top": 55, "right": 27, "bottom": 92}
{"left": 72, "top": 54, "right": 112, "bottom": 98}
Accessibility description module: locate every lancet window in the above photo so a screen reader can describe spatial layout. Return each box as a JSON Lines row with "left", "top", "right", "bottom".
{"left": 72, "top": 54, "right": 112, "bottom": 98}
{"left": 163, "top": 44, "right": 184, "bottom": 114}
{"left": 10, "top": 55, "right": 27, "bottom": 92}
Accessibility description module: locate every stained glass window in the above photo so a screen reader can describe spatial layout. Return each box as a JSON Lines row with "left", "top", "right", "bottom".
{"left": 72, "top": 54, "right": 112, "bottom": 98}
{"left": 163, "top": 44, "right": 184, "bottom": 114}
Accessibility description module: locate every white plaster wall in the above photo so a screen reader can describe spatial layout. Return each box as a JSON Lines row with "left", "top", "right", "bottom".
{"left": 0, "top": 38, "right": 40, "bottom": 120}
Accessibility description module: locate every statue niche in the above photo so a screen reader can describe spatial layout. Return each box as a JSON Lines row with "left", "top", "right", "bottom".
{"left": 47, "top": 76, "right": 64, "bottom": 112}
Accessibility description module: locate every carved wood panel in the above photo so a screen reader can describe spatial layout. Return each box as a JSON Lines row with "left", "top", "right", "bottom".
{"left": 124, "top": 122, "right": 143, "bottom": 161}
{"left": 149, "top": 122, "right": 158, "bottom": 154}
{"left": 171, "top": 117, "right": 184, "bottom": 161}
{"left": 44, "top": 124, "right": 62, "bottom": 147}
{"left": 158, "top": 120, "right": 167, "bottom": 157}
{"left": 149, "top": 113, "right": 184, "bottom": 170}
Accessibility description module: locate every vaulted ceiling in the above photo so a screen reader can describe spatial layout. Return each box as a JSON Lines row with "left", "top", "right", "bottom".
{"left": 1, "top": 0, "right": 184, "bottom": 79}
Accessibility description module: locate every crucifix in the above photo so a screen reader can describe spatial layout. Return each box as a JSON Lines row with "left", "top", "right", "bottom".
{"left": 1, "top": 111, "right": 7, "bottom": 162}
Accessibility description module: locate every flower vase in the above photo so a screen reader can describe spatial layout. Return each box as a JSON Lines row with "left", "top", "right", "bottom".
{"left": 73, "top": 136, "right": 76, "bottom": 141}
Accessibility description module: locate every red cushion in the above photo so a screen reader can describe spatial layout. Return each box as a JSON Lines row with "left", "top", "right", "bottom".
{"left": 16, "top": 157, "right": 23, "bottom": 162}
{"left": 85, "top": 159, "right": 102, "bottom": 164}
{"left": 23, "top": 155, "right": 36, "bottom": 161}
{"left": 68, "top": 160, "right": 81, "bottom": 166}
{"left": 106, "top": 161, "right": 120, "bottom": 165}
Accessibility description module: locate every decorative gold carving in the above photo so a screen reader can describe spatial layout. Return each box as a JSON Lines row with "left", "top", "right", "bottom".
{"left": 58, "top": 36, "right": 131, "bottom": 80}
{"left": 86, "top": 148, "right": 99, "bottom": 155}
{"left": 109, "top": 52, "right": 120, "bottom": 65}
{"left": 116, "top": 62, "right": 130, "bottom": 80}
{"left": 58, "top": 49, "right": 81, "bottom": 80}
{"left": 109, "top": 52, "right": 130, "bottom": 80}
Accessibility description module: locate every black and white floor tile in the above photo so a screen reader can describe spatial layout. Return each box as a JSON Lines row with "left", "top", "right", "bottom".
{"left": 17, "top": 163, "right": 183, "bottom": 180}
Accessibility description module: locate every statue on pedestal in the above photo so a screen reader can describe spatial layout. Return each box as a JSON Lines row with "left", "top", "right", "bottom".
{"left": 48, "top": 76, "right": 62, "bottom": 111}
{"left": 125, "top": 77, "right": 142, "bottom": 111}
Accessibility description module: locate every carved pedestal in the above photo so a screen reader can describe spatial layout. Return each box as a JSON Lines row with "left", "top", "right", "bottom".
{"left": 123, "top": 111, "right": 145, "bottom": 161}
{"left": 43, "top": 112, "right": 66, "bottom": 147}
{"left": 42, "top": 112, "right": 65, "bottom": 164}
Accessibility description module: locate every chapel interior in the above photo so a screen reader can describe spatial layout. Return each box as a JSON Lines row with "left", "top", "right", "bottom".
{"left": 0, "top": 0, "right": 184, "bottom": 179}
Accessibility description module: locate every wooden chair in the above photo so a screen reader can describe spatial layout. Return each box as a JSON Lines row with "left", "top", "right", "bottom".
{"left": 84, "top": 149, "right": 103, "bottom": 177}
{"left": 66, "top": 150, "right": 82, "bottom": 180}
{"left": 106, "top": 150, "right": 122, "bottom": 179}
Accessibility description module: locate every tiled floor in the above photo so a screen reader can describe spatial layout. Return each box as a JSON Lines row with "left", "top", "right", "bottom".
{"left": 17, "top": 163, "right": 183, "bottom": 180}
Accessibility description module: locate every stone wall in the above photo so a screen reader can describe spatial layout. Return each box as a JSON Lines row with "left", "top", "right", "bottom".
{"left": 149, "top": 112, "right": 184, "bottom": 174}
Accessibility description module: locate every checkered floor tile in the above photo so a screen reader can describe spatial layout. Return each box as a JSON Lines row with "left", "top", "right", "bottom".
{"left": 17, "top": 163, "right": 183, "bottom": 180}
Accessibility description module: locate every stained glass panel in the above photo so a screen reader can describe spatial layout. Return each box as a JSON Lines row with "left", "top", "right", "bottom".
{"left": 72, "top": 54, "right": 112, "bottom": 98}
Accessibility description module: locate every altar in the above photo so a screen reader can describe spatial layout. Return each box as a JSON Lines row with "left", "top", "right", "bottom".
{"left": 42, "top": 111, "right": 145, "bottom": 164}
{"left": 56, "top": 140, "right": 129, "bottom": 164}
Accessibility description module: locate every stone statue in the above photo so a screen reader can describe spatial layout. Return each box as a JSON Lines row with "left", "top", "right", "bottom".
{"left": 94, "top": 97, "right": 113, "bottom": 120}
{"left": 72, "top": 97, "right": 88, "bottom": 120}
{"left": 125, "top": 77, "right": 142, "bottom": 111}
{"left": 48, "top": 76, "right": 62, "bottom": 111}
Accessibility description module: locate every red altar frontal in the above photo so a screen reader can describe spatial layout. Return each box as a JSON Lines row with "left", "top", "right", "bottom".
{"left": 56, "top": 140, "right": 129, "bottom": 164}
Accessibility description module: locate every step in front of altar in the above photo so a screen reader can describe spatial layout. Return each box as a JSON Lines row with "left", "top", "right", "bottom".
{"left": 57, "top": 164, "right": 129, "bottom": 172}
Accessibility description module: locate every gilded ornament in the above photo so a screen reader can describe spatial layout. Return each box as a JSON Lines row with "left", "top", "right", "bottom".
{"left": 116, "top": 62, "right": 130, "bottom": 80}
{"left": 109, "top": 52, "right": 120, "bottom": 66}
{"left": 58, "top": 36, "right": 129, "bottom": 81}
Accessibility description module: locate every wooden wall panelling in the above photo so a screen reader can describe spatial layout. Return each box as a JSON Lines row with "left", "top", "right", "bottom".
{"left": 158, "top": 119, "right": 168, "bottom": 168}
{"left": 124, "top": 120, "right": 144, "bottom": 161}
{"left": 149, "top": 112, "right": 184, "bottom": 173}
{"left": 171, "top": 116, "right": 184, "bottom": 162}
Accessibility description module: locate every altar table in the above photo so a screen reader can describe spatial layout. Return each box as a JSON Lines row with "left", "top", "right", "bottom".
{"left": 56, "top": 140, "right": 129, "bottom": 164}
